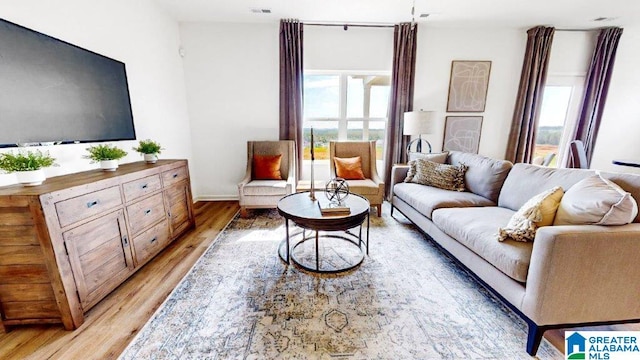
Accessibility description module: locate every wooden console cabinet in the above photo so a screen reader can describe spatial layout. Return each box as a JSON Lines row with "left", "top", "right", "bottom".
{"left": 0, "top": 160, "right": 195, "bottom": 330}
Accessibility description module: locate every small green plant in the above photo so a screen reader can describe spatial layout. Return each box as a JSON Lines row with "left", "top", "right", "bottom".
{"left": 84, "top": 144, "right": 128, "bottom": 162}
{"left": 132, "top": 139, "right": 163, "bottom": 155}
{"left": 0, "top": 150, "right": 57, "bottom": 172}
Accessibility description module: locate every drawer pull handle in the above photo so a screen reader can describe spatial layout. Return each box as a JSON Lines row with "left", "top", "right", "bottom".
{"left": 172, "top": 173, "right": 179, "bottom": 179}
{"left": 141, "top": 184, "right": 148, "bottom": 189}
{"left": 122, "top": 236, "right": 128, "bottom": 246}
{"left": 144, "top": 209, "right": 152, "bottom": 215}
{"left": 87, "top": 200, "right": 99, "bottom": 208}
{"left": 150, "top": 237, "right": 157, "bottom": 243}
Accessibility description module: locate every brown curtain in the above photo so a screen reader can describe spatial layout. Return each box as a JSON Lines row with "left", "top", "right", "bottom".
{"left": 383, "top": 22, "right": 418, "bottom": 198}
{"left": 505, "top": 26, "right": 555, "bottom": 164}
{"left": 567, "top": 27, "right": 623, "bottom": 168}
{"left": 279, "top": 19, "right": 304, "bottom": 179}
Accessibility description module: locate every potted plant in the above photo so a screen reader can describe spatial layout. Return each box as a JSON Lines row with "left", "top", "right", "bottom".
{"left": 132, "top": 139, "right": 163, "bottom": 164}
{"left": 84, "top": 144, "right": 128, "bottom": 171}
{"left": 0, "top": 150, "right": 57, "bottom": 186}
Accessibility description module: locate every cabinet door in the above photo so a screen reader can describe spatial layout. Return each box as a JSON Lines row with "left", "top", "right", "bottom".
{"left": 63, "top": 210, "right": 134, "bottom": 309}
{"left": 164, "top": 181, "right": 193, "bottom": 238}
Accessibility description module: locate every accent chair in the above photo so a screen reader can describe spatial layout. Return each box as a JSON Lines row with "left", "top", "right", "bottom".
{"left": 329, "top": 141, "right": 384, "bottom": 217}
{"left": 238, "top": 140, "right": 296, "bottom": 217}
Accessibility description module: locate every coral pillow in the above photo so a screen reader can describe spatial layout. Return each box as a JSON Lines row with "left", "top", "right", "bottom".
{"left": 334, "top": 156, "right": 366, "bottom": 180}
{"left": 253, "top": 154, "right": 282, "bottom": 180}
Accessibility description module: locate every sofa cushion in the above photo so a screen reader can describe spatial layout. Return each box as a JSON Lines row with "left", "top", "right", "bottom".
{"left": 498, "top": 186, "right": 564, "bottom": 242}
{"left": 406, "top": 159, "right": 467, "bottom": 191}
{"left": 408, "top": 151, "right": 448, "bottom": 163}
{"left": 432, "top": 207, "right": 533, "bottom": 282}
{"left": 242, "top": 180, "right": 289, "bottom": 196}
{"left": 498, "top": 163, "right": 594, "bottom": 211}
{"left": 447, "top": 151, "right": 513, "bottom": 203}
{"left": 554, "top": 174, "right": 639, "bottom": 226}
{"left": 393, "top": 182, "right": 494, "bottom": 219}
{"left": 601, "top": 171, "right": 640, "bottom": 223}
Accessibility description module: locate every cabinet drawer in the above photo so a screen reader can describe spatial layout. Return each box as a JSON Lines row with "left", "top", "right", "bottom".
{"left": 132, "top": 219, "right": 170, "bottom": 265}
{"left": 55, "top": 186, "right": 122, "bottom": 228}
{"left": 126, "top": 193, "right": 165, "bottom": 236}
{"left": 123, "top": 175, "right": 162, "bottom": 202}
{"left": 162, "top": 166, "right": 188, "bottom": 187}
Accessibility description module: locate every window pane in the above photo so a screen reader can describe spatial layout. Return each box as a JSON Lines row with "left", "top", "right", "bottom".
{"left": 347, "top": 76, "right": 364, "bottom": 118}
{"left": 370, "top": 84, "right": 390, "bottom": 118}
{"left": 303, "top": 121, "right": 338, "bottom": 160}
{"left": 534, "top": 86, "right": 572, "bottom": 167}
{"left": 370, "top": 120, "right": 386, "bottom": 161}
{"left": 304, "top": 75, "right": 339, "bottom": 118}
{"left": 347, "top": 121, "right": 363, "bottom": 140}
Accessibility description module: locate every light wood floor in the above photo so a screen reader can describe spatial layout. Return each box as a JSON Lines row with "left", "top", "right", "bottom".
{"left": 0, "top": 200, "right": 636, "bottom": 359}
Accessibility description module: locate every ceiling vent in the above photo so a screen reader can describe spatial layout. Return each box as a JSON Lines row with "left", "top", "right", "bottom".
{"left": 420, "top": 13, "right": 430, "bottom": 18}
{"left": 250, "top": 8, "right": 272, "bottom": 14}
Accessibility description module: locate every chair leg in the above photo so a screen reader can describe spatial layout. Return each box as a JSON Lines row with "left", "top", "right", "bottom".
{"left": 376, "top": 204, "right": 382, "bottom": 217}
{"left": 240, "top": 207, "right": 248, "bottom": 218}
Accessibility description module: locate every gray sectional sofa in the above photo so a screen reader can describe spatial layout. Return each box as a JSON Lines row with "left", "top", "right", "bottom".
{"left": 390, "top": 151, "right": 640, "bottom": 355}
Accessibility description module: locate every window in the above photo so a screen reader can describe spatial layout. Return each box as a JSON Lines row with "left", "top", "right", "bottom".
{"left": 302, "top": 72, "right": 391, "bottom": 180}
{"left": 534, "top": 76, "right": 584, "bottom": 167}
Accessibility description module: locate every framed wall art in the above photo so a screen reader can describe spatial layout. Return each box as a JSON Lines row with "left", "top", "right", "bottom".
{"left": 443, "top": 116, "right": 483, "bottom": 154}
{"left": 446, "top": 61, "right": 492, "bottom": 112}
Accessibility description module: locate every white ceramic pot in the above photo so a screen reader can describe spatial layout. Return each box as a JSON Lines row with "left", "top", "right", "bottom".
{"left": 100, "top": 160, "right": 119, "bottom": 171}
{"left": 16, "top": 169, "right": 46, "bottom": 186}
{"left": 144, "top": 153, "right": 158, "bottom": 164}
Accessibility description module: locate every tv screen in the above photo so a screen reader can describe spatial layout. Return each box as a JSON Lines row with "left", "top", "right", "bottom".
{"left": 0, "top": 18, "right": 135, "bottom": 147}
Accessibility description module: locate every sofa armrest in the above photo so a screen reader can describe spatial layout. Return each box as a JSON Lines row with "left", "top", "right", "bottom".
{"left": 522, "top": 223, "right": 640, "bottom": 325}
{"left": 390, "top": 165, "right": 410, "bottom": 196}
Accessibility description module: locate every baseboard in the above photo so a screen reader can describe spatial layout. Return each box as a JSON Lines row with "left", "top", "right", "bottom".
{"left": 194, "top": 195, "right": 239, "bottom": 202}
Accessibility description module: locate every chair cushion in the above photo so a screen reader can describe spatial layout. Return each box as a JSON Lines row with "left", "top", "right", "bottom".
{"left": 432, "top": 207, "right": 533, "bottom": 282}
{"left": 253, "top": 154, "right": 282, "bottom": 180}
{"left": 344, "top": 179, "right": 381, "bottom": 196}
{"left": 334, "top": 156, "right": 366, "bottom": 180}
{"left": 393, "top": 182, "right": 494, "bottom": 219}
{"left": 242, "top": 180, "right": 289, "bottom": 196}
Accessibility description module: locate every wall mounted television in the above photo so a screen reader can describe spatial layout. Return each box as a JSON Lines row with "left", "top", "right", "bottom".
{"left": 0, "top": 18, "right": 136, "bottom": 148}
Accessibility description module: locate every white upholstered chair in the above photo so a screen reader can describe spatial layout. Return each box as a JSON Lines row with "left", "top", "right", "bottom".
{"left": 238, "top": 140, "right": 296, "bottom": 217}
{"left": 329, "top": 141, "right": 384, "bottom": 217}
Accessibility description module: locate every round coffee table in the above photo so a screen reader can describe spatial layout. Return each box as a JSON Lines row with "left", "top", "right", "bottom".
{"left": 277, "top": 191, "right": 370, "bottom": 273}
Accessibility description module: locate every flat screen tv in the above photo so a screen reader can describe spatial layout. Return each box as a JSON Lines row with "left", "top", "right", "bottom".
{"left": 0, "top": 18, "right": 135, "bottom": 148}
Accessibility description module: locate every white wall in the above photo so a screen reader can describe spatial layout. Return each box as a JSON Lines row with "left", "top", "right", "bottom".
{"left": 180, "top": 23, "right": 280, "bottom": 200}
{"left": 0, "top": 0, "right": 192, "bottom": 186}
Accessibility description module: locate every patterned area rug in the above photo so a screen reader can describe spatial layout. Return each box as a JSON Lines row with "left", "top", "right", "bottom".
{"left": 120, "top": 204, "right": 562, "bottom": 359}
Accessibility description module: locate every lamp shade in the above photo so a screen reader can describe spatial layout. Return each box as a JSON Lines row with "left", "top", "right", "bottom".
{"left": 403, "top": 111, "right": 435, "bottom": 135}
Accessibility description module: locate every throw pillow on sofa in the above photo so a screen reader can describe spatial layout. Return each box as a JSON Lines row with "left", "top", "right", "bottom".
{"left": 404, "top": 152, "right": 448, "bottom": 182}
{"left": 554, "top": 174, "right": 639, "bottom": 226}
{"left": 498, "top": 186, "right": 564, "bottom": 242}
{"left": 405, "top": 158, "right": 467, "bottom": 192}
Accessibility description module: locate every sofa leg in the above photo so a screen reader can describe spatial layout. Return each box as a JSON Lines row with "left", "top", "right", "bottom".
{"left": 376, "top": 204, "right": 382, "bottom": 217}
{"left": 390, "top": 204, "right": 394, "bottom": 218}
{"left": 526, "top": 322, "right": 545, "bottom": 356}
{"left": 240, "top": 207, "right": 248, "bottom": 218}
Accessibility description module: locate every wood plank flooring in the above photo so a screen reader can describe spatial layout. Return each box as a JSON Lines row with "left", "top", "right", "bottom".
{"left": 0, "top": 200, "right": 636, "bottom": 359}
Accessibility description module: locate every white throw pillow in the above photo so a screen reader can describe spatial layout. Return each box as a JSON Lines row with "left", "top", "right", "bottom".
{"left": 498, "top": 186, "right": 564, "bottom": 242}
{"left": 554, "top": 174, "right": 639, "bottom": 226}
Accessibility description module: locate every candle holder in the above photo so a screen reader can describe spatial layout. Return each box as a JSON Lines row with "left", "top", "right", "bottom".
{"left": 309, "top": 127, "right": 316, "bottom": 201}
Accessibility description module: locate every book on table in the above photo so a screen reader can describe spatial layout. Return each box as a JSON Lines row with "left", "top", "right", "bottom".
{"left": 317, "top": 199, "right": 350, "bottom": 215}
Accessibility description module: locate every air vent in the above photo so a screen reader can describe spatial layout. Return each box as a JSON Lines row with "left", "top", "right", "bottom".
{"left": 420, "top": 13, "right": 430, "bottom": 18}
{"left": 592, "top": 16, "right": 617, "bottom": 22}
{"left": 250, "top": 8, "right": 272, "bottom": 14}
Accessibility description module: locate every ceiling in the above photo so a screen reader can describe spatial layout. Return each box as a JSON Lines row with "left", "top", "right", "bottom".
{"left": 153, "top": 0, "right": 638, "bottom": 29}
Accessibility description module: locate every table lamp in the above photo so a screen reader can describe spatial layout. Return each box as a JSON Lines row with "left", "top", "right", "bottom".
{"left": 403, "top": 110, "right": 434, "bottom": 156}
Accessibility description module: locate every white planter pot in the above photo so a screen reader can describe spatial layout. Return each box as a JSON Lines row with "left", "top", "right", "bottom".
{"left": 143, "top": 153, "right": 158, "bottom": 164}
{"left": 16, "top": 169, "right": 46, "bottom": 186}
{"left": 100, "top": 160, "right": 119, "bottom": 171}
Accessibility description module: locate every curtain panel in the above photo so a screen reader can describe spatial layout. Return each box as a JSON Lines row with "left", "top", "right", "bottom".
{"left": 505, "top": 26, "right": 555, "bottom": 164}
{"left": 279, "top": 19, "right": 304, "bottom": 179}
{"left": 383, "top": 22, "right": 418, "bottom": 199}
{"left": 568, "top": 27, "right": 623, "bottom": 168}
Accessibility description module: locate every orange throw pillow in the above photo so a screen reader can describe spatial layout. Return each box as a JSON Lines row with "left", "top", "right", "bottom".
{"left": 334, "top": 156, "right": 366, "bottom": 180}
{"left": 253, "top": 154, "right": 282, "bottom": 180}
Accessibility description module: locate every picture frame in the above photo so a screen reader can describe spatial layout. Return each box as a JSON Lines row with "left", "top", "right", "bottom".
{"left": 446, "top": 61, "right": 492, "bottom": 112}
{"left": 443, "top": 116, "right": 483, "bottom": 154}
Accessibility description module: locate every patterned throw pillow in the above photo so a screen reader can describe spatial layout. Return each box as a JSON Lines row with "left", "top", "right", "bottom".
{"left": 498, "top": 186, "right": 564, "bottom": 242}
{"left": 405, "top": 158, "right": 467, "bottom": 192}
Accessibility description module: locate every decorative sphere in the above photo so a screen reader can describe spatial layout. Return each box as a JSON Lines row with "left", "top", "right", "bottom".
{"left": 325, "top": 178, "right": 350, "bottom": 204}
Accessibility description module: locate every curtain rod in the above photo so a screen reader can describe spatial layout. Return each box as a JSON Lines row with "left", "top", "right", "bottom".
{"left": 302, "top": 22, "right": 395, "bottom": 29}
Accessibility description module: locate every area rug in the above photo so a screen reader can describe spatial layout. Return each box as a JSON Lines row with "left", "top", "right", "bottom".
{"left": 119, "top": 204, "right": 562, "bottom": 359}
